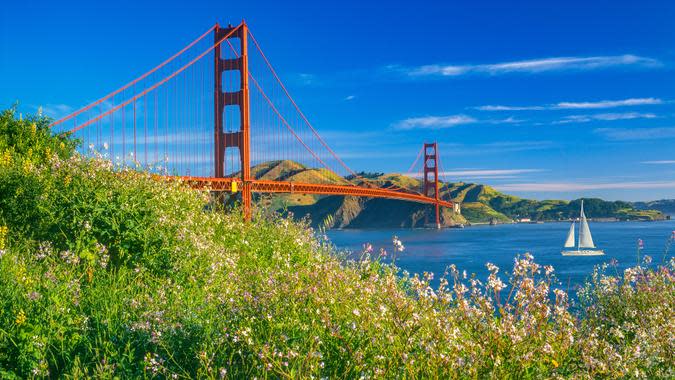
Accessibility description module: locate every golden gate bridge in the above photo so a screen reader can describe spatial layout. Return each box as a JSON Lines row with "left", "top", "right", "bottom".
{"left": 49, "top": 21, "right": 458, "bottom": 227}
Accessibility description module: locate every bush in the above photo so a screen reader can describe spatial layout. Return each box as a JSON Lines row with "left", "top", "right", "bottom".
{"left": 0, "top": 108, "right": 673, "bottom": 378}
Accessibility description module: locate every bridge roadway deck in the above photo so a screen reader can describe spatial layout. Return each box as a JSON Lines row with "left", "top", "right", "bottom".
{"left": 173, "top": 176, "right": 456, "bottom": 209}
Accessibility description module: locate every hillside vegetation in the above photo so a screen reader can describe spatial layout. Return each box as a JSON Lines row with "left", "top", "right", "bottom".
{"left": 634, "top": 199, "right": 675, "bottom": 216}
{"left": 0, "top": 109, "right": 673, "bottom": 378}
{"left": 255, "top": 163, "right": 666, "bottom": 227}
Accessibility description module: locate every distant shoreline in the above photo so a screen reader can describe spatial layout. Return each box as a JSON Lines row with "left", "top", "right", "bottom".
{"left": 465, "top": 217, "right": 672, "bottom": 227}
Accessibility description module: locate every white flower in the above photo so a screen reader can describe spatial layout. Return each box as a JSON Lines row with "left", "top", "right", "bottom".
{"left": 486, "top": 262, "right": 499, "bottom": 274}
{"left": 392, "top": 236, "right": 405, "bottom": 252}
{"left": 544, "top": 265, "right": 554, "bottom": 276}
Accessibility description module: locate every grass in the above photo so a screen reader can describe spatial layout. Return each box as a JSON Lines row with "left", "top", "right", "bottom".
{"left": 0, "top": 108, "right": 673, "bottom": 378}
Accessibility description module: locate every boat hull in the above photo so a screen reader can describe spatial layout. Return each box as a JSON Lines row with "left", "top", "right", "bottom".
{"left": 561, "top": 249, "right": 605, "bottom": 256}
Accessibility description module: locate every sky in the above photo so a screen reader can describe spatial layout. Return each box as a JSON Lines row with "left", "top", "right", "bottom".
{"left": 1, "top": 0, "right": 674, "bottom": 201}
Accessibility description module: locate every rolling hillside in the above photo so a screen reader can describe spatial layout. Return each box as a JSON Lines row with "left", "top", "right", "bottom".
{"left": 633, "top": 199, "right": 675, "bottom": 216}
{"left": 249, "top": 161, "right": 668, "bottom": 227}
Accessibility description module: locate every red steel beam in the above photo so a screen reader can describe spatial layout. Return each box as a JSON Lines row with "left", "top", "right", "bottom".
{"left": 174, "top": 176, "right": 455, "bottom": 209}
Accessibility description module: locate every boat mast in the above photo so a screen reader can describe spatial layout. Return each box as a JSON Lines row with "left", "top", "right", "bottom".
{"left": 577, "top": 200, "right": 583, "bottom": 251}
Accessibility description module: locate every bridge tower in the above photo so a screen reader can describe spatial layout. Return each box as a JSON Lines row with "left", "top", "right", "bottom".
{"left": 214, "top": 22, "right": 252, "bottom": 220}
{"left": 423, "top": 142, "right": 441, "bottom": 229}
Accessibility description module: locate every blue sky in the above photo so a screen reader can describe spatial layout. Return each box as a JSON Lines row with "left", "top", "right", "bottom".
{"left": 1, "top": 0, "right": 674, "bottom": 201}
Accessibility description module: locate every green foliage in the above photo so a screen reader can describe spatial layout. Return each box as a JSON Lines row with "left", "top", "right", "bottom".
{"left": 0, "top": 109, "right": 673, "bottom": 378}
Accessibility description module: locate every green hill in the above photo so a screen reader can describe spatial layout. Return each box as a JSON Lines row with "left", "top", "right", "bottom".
{"left": 252, "top": 165, "right": 668, "bottom": 227}
{"left": 633, "top": 199, "right": 675, "bottom": 216}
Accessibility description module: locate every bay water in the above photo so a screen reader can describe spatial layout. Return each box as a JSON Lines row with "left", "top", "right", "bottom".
{"left": 327, "top": 219, "right": 675, "bottom": 294}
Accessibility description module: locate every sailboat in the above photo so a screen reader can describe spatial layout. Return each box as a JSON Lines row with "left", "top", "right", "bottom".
{"left": 561, "top": 200, "right": 604, "bottom": 256}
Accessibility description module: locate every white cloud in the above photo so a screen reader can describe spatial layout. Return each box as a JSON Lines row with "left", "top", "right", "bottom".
{"left": 38, "top": 103, "right": 74, "bottom": 119}
{"left": 641, "top": 160, "right": 675, "bottom": 164}
{"left": 556, "top": 112, "right": 657, "bottom": 124}
{"left": 402, "top": 55, "right": 661, "bottom": 77}
{"left": 344, "top": 95, "right": 356, "bottom": 101}
{"left": 497, "top": 180, "right": 675, "bottom": 192}
{"left": 291, "top": 73, "right": 321, "bottom": 86}
{"left": 441, "top": 169, "right": 545, "bottom": 177}
{"left": 407, "top": 168, "right": 545, "bottom": 179}
{"left": 476, "top": 97, "right": 663, "bottom": 111}
{"left": 393, "top": 115, "right": 523, "bottom": 130}
{"left": 594, "top": 127, "right": 675, "bottom": 141}
{"left": 555, "top": 98, "right": 663, "bottom": 109}
{"left": 476, "top": 105, "right": 546, "bottom": 111}
{"left": 393, "top": 115, "right": 477, "bottom": 130}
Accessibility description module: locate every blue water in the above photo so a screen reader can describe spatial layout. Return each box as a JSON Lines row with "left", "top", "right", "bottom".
{"left": 327, "top": 220, "right": 675, "bottom": 293}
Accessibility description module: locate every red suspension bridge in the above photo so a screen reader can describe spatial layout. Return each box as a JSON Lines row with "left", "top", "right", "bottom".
{"left": 50, "top": 21, "right": 458, "bottom": 227}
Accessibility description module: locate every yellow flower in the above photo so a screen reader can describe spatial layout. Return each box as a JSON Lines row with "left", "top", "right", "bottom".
{"left": 0, "top": 226, "right": 7, "bottom": 250}
{"left": 22, "top": 160, "right": 33, "bottom": 174}
{"left": 0, "top": 150, "right": 11, "bottom": 167}
{"left": 30, "top": 122, "right": 37, "bottom": 134}
{"left": 15, "top": 310, "right": 26, "bottom": 326}
{"left": 64, "top": 175, "right": 72, "bottom": 186}
{"left": 551, "top": 359, "right": 559, "bottom": 368}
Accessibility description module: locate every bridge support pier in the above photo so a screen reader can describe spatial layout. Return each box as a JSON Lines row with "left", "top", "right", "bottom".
{"left": 423, "top": 142, "right": 441, "bottom": 229}
{"left": 214, "top": 22, "right": 252, "bottom": 221}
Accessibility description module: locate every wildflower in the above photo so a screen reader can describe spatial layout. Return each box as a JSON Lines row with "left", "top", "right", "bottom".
{"left": 37, "top": 241, "right": 53, "bottom": 260}
{"left": 392, "top": 236, "right": 405, "bottom": 252}
{"left": 0, "top": 226, "right": 8, "bottom": 251}
{"left": 486, "top": 262, "right": 499, "bottom": 274}
{"left": 624, "top": 267, "right": 638, "bottom": 283}
{"left": 15, "top": 310, "right": 26, "bottom": 325}
{"left": 27, "top": 291, "right": 41, "bottom": 301}
{"left": 643, "top": 255, "right": 652, "bottom": 265}
{"left": 544, "top": 265, "right": 554, "bottom": 276}
{"left": 488, "top": 276, "right": 506, "bottom": 292}
{"left": 103, "top": 142, "right": 109, "bottom": 150}
{"left": 60, "top": 250, "right": 80, "bottom": 265}
{"left": 543, "top": 343, "right": 554, "bottom": 354}
{"left": 31, "top": 360, "right": 49, "bottom": 377}
{"left": 362, "top": 243, "right": 373, "bottom": 254}
{"left": 352, "top": 308, "right": 360, "bottom": 317}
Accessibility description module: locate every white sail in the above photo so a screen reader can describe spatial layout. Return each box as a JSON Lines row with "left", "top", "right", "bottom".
{"left": 578, "top": 201, "right": 595, "bottom": 248}
{"left": 564, "top": 222, "right": 575, "bottom": 247}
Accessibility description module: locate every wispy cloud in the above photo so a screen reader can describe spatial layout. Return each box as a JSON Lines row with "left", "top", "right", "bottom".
{"left": 556, "top": 112, "right": 657, "bottom": 124}
{"left": 289, "top": 73, "right": 322, "bottom": 86}
{"left": 476, "top": 105, "right": 546, "bottom": 111}
{"left": 441, "top": 169, "right": 545, "bottom": 177}
{"left": 344, "top": 95, "right": 356, "bottom": 101}
{"left": 36, "top": 103, "right": 74, "bottom": 119}
{"left": 407, "top": 168, "right": 545, "bottom": 180}
{"left": 641, "top": 160, "right": 675, "bottom": 164}
{"left": 392, "top": 114, "right": 523, "bottom": 130}
{"left": 556, "top": 98, "right": 664, "bottom": 109}
{"left": 393, "top": 115, "right": 477, "bottom": 130}
{"left": 497, "top": 180, "right": 675, "bottom": 192}
{"left": 594, "top": 127, "right": 675, "bottom": 141}
{"left": 475, "top": 97, "right": 663, "bottom": 111}
{"left": 396, "top": 54, "right": 661, "bottom": 78}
